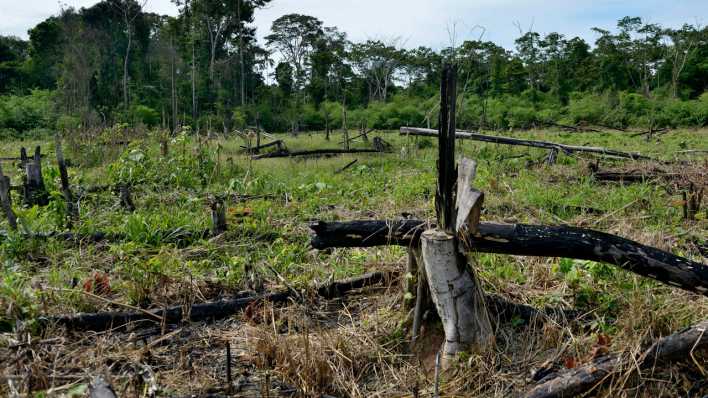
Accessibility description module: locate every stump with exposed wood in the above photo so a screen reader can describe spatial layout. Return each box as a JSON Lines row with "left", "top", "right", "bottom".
{"left": 412, "top": 64, "right": 494, "bottom": 364}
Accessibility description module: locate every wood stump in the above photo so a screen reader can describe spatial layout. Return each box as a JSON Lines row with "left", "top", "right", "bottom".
{"left": 210, "top": 196, "right": 227, "bottom": 235}
{"left": 421, "top": 229, "right": 494, "bottom": 363}
{"left": 0, "top": 167, "right": 17, "bottom": 230}
{"left": 22, "top": 146, "right": 49, "bottom": 207}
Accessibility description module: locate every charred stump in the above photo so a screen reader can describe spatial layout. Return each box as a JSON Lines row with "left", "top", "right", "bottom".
{"left": 210, "top": 196, "right": 227, "bottom": 235}
{"left": 55, "top": 135, "right": 78, "bottom": 225}
{"left": 118, "top": 184, "right": 136, "bottom": 212}
{"left": 22, "top": 146, "right": 49, "bottom": 207}
{"left": 0, "top": 164, "right": 17, "bottom": 230}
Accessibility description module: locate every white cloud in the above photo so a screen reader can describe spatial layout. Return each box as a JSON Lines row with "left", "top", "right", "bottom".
{"left": 2, "top": 0, "right": 706, "bottom": 50}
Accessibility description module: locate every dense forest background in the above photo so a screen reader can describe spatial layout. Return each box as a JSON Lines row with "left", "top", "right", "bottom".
{"left": 1, "top": 0, "right": 707, "bottom": 137}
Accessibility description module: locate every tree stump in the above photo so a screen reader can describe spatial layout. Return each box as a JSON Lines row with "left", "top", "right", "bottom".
{"left": 415, "top": 63, "right": 494, "bottom": 365}
{"left": 210, "top": 196, "right": 227, "bottom": 235}
{"left": 22, "top": 146, "right": 49, "bottom": 207}
{"left": 55, "top": 135, "right": 78, "bottom": 224}
{"left": 118, "top": 184, "right": 136, "bottom": 212}
{"left": 421, "top": 230, "right": 494, "bottom": 363}
{"left": 0, "top": 165, "right": 17, "bottom": 230}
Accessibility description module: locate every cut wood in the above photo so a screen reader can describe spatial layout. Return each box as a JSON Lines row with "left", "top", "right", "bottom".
{"left": 252, "top": 148, "right": 384, "bottom": 160}
{"left": 0, "top": 154, "right": 46, "bottom": 162}
{"left": 337, "top": 129, "right": 374, "bottom": 145}
{"left": 38, "top": 269, "right": 578, "bottom": 334}
{"left": 630, "top": 127, "right": 669, "bottom": 137}
{"left": 545, "top": 122, "right": 602, "bottom": 133}
{"left": 309, "top": 220, "right": 708, "bottom": 296}
{"left": 524, "top": 319, "right": 708, "bottom": 398}
{"left": 400, "top": 127, "right": 655, "bottom": 161}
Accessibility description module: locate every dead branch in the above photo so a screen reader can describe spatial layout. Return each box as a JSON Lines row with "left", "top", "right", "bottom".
{"left": 524, "top": 319, "right": 708, "bottom": 398}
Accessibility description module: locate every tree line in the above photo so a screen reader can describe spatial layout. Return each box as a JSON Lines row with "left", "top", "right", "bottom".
{"left": 1, "top": 1, "right": 707, "bottom": 137}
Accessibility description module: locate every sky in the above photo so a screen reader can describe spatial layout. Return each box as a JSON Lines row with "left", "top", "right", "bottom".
{"left": 2, "top": 0, "right": 707, "bottom": 50}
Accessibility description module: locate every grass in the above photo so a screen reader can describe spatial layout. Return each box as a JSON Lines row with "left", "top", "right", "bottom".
{"left": 0, "top": 127, "right": 706, "bottom": 396}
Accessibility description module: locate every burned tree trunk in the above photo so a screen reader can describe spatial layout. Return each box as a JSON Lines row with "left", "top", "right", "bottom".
{"left": 684, "top": 182, "right": 703, "bottom": 221}
{"left": 118, "top": 184, "right": 136, "bottom": 212}
{"left": 210, "top": 196, "right": 227, "bottom": 235}
{"left": 421, "top": 64, "right": 493, "bottom": 363}
{"left": 55, "top": 136, "right": 78, "bottom": 225}
{"left": 0, "top": 164, "right": 17, "bottom": 230}
{"left": 22, "top": 146, "right": 49, "bottom": 207}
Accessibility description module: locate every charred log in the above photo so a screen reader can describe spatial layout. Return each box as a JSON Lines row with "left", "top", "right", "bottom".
{"left": 253, "top": 148, "right": 384, "bottom": 160}
{"left": 400, "top": 127, "right": 654, "bottom": 161}
{"left": 309, "top": 220, "right": 708, "bottom": 296}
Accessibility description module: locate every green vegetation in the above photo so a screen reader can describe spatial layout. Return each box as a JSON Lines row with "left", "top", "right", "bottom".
{"left": 0, "top": 128, "right": 705, "bottom": 395}
{"left": 1, "top": 8, "right": 708, "bottom": 136}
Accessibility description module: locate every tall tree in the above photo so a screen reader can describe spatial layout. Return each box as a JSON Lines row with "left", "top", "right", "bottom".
{"left": 265, "top": 14, "right": 323, "bottom": 91}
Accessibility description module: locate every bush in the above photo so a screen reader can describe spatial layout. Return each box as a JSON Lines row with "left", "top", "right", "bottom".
{"left": 0, "top": 89, "right": 56, "bottom": 132}
{"left": 567, "top": 92, "right": 606, "bottom": 124}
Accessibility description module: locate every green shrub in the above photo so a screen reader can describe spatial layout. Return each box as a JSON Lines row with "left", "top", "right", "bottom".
{"left": 0, "top": 89, "right": 56, "bottom": 132}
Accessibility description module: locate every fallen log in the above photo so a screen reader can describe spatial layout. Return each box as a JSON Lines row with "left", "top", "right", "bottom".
{"left": 524, "top": 319, "right": 708, "bottom": 398}
{"left": 400, "top": 127, "right": 654, "bottom": 161}
{"left": 40, "top": 272, "right": 390, "bottom": 332}
{"left": 309, "top": 220, "right": 708, "bottom": 296}
{"left": 591, "top": 170, "right": 678, "bottom": 183}
{"left": 630, "top": 127, "right": 669, "bottom": 138}
{"left": 545, "top": 122, "right": 602, "bottom": 133}
{"left": 252, "top": 149, "right": 380, "bottom": 160}
{"left": 41, "top": 290, "right": 291, "bottom": 332}
{"left": 0, "top": 228, "right": 217, "bottom": 245}
{"left": 253, "top": 148, "right": 384, "bottom": 160}
{"left": 38, "top": 270, "right": 580, "bottom": 333}
{"left": 0, "top": 154, "right": 46, "bottom": 162}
